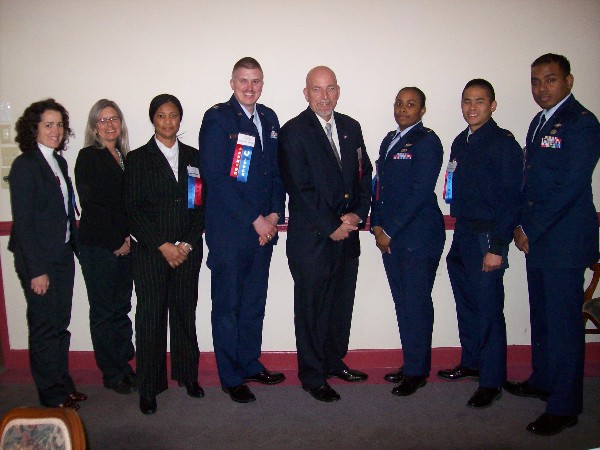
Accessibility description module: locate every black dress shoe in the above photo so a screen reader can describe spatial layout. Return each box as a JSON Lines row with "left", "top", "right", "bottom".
{"left": 108, "top": 377, "right": 135, "bottom": 395}
{"left": 304, "top": 383, "right": 341, "bottom": 402}
{"left": 139, "top": 395, "right": 157, "bottom": 415}
{"left": 178, "top": 381, "right": 205, "bottom": 398}
{"left": 244, "top": 370, "right": 286, "bottom": 385}
{"left": 437, "top": 365, "right": 479, "bottom": 381}
{"left": 223, "top": 384, "right": 256, "bottom": 403}
{"left": 503, "top": 380, "right": 548, "bottom": 401}
{"left": 126, "top": 372, "right": 138, "bottom": 389}
{"left": 69, "top": 391, "right": 88, "bottom": 402}
{"left": 526, "top": 412, "right": 578, "bottom": 435}
{"left": 384, "top": 367, "right": 404, "bottom": 383}
{"left": 391, "top": 376, "right": 426, "bottom": 396}
{"left": 57, "top": 398, "right": 80, "bottom": 410}
{"left": 327, "top": 368, "right": 368, "bottom": 382}
{"left": 467, "top": 387, "right": 502, "bottom": 408}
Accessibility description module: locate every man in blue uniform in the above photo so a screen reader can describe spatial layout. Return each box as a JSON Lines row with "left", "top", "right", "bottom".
{"left": 439, "top": 79, "right": 523, "bottom": 408}
{"left": 199, "top": 57, "right": 286, "bottom": 403}
{"left": 507, "top": 53, "right": 600, "bottom": 435}
{"left": 371, "top": 87, "right": 445, "bottom": 396}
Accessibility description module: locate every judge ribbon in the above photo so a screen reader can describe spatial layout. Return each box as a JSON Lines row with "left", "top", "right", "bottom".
{"left": 187, "top": 165, "right": 203, "bottom": 208}
{"left": 229, "top": 133, "right": 255, "bottom": 183}
{"left": 443, "top": 160, "right": 457, "bottom": 204}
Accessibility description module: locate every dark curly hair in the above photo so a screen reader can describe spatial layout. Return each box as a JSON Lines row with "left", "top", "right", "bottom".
{"left": 15, "top": 98, "right": 74, "bottom": 152}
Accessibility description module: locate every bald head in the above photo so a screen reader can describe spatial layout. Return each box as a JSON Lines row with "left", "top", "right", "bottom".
{"left": 304, "top": 66, "right": 340, "bottom": 121}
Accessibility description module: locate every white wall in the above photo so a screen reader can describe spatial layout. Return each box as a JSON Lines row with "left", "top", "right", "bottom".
{"left": 1, "top": 0, "right": 599, "bottom": 352}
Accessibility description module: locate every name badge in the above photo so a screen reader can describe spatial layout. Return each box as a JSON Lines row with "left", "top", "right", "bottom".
{"left": 237, "top": 133, "right": 255, "bottom": 147}
{"left": 187, "top": 165, "right": 200, "bottom": 178}
{"left": 443, "top": 159, "right": 457, "bottom": 204}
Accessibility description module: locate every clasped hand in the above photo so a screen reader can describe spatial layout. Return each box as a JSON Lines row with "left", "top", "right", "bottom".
{"left": 330, "top": 213, "right": 360, "bottom": 241}
{"left": 159, "top": 242, "right": 190, "bottom": 268}
{"left": 254, "top": 213, "right": 279, "bottom": 246}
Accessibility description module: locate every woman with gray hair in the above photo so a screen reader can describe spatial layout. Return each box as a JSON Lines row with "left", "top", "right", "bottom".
{"left": 75, "top": 99, "right": 137, "bottom": 395}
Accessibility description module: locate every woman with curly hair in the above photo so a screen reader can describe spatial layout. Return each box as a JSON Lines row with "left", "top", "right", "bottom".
{"left": 75, "top": 99, "right": 136, "bottom": 395}
{"left": 8, "top": 98, "right": 87, "bottom": 410}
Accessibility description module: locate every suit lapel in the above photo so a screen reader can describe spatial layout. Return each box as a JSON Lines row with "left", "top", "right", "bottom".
{"left": 33, "top": 150, "right": 66, "bottom": 206}
{"left": 147, "top": 137, "right": 179, "bottom": 185}
{"left": 336, "top": 116, "right": 355, "bottom": 175}
{"left": 33, "top": 149, "right": 60, "bottom": 185}
{"left": 303, "top": 108, "right": 341, "bottom": 170}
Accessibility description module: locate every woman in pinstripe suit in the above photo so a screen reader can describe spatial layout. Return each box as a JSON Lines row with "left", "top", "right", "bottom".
{"left": 124, "top": 94, "right": 205, "bottom": 415}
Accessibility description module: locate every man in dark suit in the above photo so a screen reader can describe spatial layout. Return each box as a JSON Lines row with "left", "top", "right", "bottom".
{"left": 279, "top": 66, "right": 373, "bottom": 402}
{"left": 508, "top": 53, "right": 600, "bottom": 435}
{"left": 125, "top": 94, "right": 205, "bottom": 414}
{"left": 199, "top": 57, "right": 286, "bottom": 403}
{"left": 371, "top": 87, "right": 446, "bottom": 396}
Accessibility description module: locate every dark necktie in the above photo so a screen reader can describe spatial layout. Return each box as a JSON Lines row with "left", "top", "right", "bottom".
{"left": 325, "top": 122, "right": 342, "bottom": 168}
{"left": 532, "top": 113, "right": 547, "bottom": 143}
{"left": 250, "top": 114, "right": 262, "bottom": 151}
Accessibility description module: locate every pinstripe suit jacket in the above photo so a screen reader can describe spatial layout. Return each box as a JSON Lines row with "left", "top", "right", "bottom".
{"left": 124, "top": 137, "right": 205, "bottom": 252}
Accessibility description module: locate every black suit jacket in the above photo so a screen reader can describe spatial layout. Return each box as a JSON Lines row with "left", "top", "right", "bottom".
{"left": 8, "top": 148, "right": 78, "bottom": 279}
{"left": 279, "top": 108, "right": 372, "bottom": 260}
{"left": 75, "top": 146, "right": 128, "bottom": 251}
{"left": 124, "top": 137, "right": 205, "bottom": 251}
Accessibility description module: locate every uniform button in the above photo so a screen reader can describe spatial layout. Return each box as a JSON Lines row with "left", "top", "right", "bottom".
{"left": 344, "top": 193, "right": 349, "bottom": 199}
{"left": 528, "top": 201, "right": 533, "bottom": 207}
{"left": 175, "top": 198, "right": 181, "bottom": 203}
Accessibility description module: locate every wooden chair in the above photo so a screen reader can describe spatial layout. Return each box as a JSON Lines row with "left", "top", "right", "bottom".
{"left": 0, "top": 407, "right": 86, "bottom": 450}
{"left": 583, "top": 262, "right": 600, "bottom": 334}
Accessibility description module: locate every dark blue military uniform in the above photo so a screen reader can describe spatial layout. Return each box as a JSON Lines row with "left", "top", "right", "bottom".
{"left": 446, "top": 118, "right": 523, "bottom": 388}
{"left": 371, "top": 122, "right": 445, "bottom": 377}
{"left": 199, "top": 96, "right": 285, "bottom": 388}
{"left": 521, "top": 95, "right": 600, "bottom": 416}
